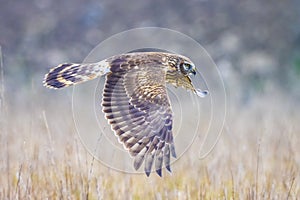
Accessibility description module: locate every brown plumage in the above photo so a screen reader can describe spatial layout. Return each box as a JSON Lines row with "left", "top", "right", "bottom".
{"left": 44, "top": 52, "right": 207, "bottom": 177}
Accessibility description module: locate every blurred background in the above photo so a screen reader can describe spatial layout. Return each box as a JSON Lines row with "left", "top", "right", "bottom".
{"left": 0, "top": 0, "right": 299, "bottom": 199}
{"left": 1, "top": 0, "right": 300, "bottom": 103}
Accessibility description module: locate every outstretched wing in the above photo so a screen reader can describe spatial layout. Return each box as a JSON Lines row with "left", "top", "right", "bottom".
{"left": 102, "top": 56, "right": 176, "bottom": 177}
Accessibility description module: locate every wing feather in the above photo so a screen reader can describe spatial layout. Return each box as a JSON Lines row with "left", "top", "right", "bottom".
{"left": 102, "top": 55, "right": 176, "bottom": 176}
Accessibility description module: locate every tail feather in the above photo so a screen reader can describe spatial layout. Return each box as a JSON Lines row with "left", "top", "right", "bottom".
{"left": 43, "top": 60, "right": 110, "bottom": 89}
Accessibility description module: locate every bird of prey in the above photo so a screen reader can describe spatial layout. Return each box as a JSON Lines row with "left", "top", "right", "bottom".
{"left": 44, "top": 52, "right": 208, "bottom": 177}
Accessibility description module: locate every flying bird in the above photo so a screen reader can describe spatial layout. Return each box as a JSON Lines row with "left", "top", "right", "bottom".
{"left": 44, "top": 52, "right": 208, "bottom": 177}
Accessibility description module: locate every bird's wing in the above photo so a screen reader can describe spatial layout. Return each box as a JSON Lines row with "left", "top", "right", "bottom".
{"left": 102, "top": 55, "right": 176, "bottom": 177}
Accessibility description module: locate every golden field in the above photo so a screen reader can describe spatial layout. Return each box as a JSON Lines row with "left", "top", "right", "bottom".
{"left": 0, "top": 84, "right": 299, "bottom": 199}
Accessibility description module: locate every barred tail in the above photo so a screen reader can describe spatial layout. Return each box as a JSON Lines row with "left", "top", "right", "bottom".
{"left": 43, "top": 60, "right": 110, "bottom": 89}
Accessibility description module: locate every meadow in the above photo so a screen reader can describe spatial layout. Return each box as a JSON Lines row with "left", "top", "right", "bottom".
{"left": 0, "top": 72, "right": 299, "bottom": 199}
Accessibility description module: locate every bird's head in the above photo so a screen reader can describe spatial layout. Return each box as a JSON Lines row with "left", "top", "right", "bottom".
{"left": 166, "top": 53, "right": 208, "bottom": 98}
{"left": 166, "top": 54, "right": 196, "bottom": 76}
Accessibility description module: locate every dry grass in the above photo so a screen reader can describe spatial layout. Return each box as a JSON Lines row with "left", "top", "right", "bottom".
{"left": 0, "top": 94, "right": 298, "bottom": 200}
{"left": 0, "top": 58, "right": 299, "bottom": 199}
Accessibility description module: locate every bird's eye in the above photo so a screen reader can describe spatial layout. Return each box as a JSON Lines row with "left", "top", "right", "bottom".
{"left": 180, "top": 62, "right": 196, "bottom": 75}
{"left": 183, "top": 63, "right": 192, "bottom": 71}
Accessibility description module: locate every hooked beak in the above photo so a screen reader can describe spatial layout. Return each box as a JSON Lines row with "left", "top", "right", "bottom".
{"left": 191, "top": 69, "right": 196, "bottom": 76}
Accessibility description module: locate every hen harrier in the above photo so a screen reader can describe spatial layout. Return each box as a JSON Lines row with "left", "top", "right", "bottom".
{"left": 44, "top": 52, "right": 208, "bottom": 177}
